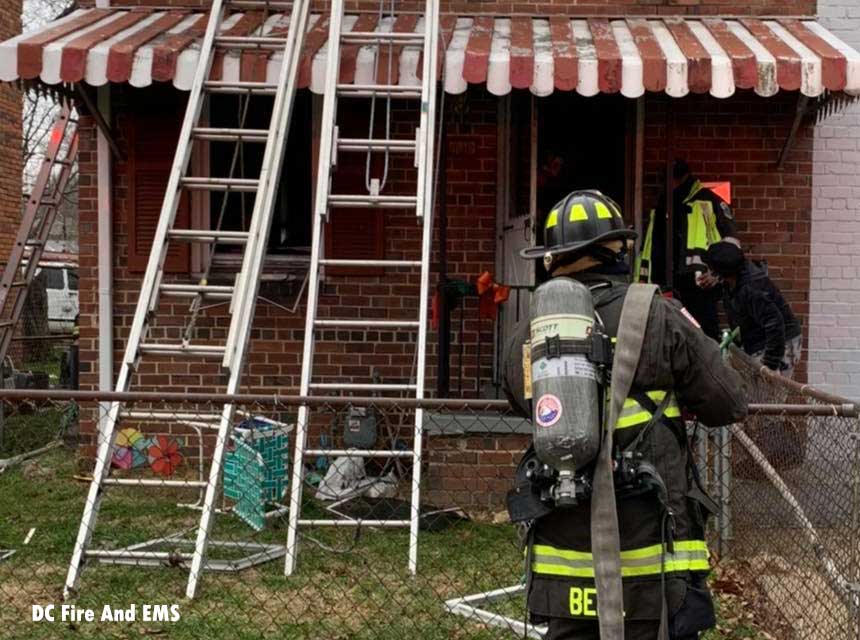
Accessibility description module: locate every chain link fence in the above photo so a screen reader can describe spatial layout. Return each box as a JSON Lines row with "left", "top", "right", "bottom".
{"left": 694, "top": 347, "right": 860, "bottom": 640}
{"left": 0, "top": 356, "right": 857, "bottom": 639}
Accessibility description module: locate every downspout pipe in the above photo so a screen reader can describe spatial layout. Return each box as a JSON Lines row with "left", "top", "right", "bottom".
{"left": 96, "top": 87, "right": 113, "bottom": 419}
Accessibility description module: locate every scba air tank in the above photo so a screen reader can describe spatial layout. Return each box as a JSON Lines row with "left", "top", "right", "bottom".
{"left": 530, "top": 277, "right": 601, "bottom": 475}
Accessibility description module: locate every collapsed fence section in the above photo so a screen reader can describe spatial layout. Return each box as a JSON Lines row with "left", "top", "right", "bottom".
{"left": 0, "top": 375, "right": 857, "bottom": 639}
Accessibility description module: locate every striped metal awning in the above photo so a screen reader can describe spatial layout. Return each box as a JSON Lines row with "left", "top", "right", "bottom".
{"left": 2, "top": 8, "right": 859, "bottom": 98}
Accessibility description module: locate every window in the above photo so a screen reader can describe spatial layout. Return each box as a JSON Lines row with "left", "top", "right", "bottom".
{"left": 43, "top": 267, "right": 64, "bottom": 290}
{"left": 207, "top": 93, "right": 313, "bottom": 264}
{"left": 68, "top": 271, "right": 79, "bottom": 291}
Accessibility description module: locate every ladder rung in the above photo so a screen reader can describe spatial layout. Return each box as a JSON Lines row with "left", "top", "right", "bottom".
{"left": 337, "top": 138, "right": 417, "bottom": 153}
{"left": 139, "top": 344, "right": 226, "bottom": 358}
{"left": 319, "top": 259, "right": 422, "bottom": 268}
{"left": 9, "top": 281, "right": 27, "bottom": 288}
{"left": 341, "top": 32, "right": 426, "bottom": 45}
{"left": 327, "top": 194, "right": 418, "bottom": 209}
{"left": 205, "top": 81, "right": 277, "bottom": 95}
{"left": 103, "top": 478, "right": 208, "bottom": 488}
{"left": 0, "top": 321, "right": 14, "bottom": 329}
{"left": 309, "top": 382, "right": 417, "bottom": 392}
{"left": 337, "top": 84, "right": 422, "bottom": 99}
{"left": 192, "top": 128, "right": 269, "bottom": 143}
{"left": 120, "top": 411, "right": 222, "bottom": 423}
{"left": 160, "top": 283, "right": 234, "bottom": 299}
{"left": 296, "top": 520, "right": 412, "bottom": 528}
{"left": 215, "top": 35, "right": 288, "bottom": 49}
{"left": 168, "top": 229, "right": 250, "bottom": 244}
{"left": 23, "top": 239, "right": 43, "bottom": 246}
{"left": 304, "top": 449, "right": 414, "bottom": 458}
{"left": 181, "top": 177, "right": 260, "bottom": 192}
{"left": 315, "top": 319, "right": 419, "bottom": 329}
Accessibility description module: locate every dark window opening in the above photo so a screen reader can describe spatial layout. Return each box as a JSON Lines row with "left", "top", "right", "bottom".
{"left": 43, "top": 267, "right": 64, "bottom": 290}
{"left": 68, "top": 272, "right": 79, "bottom": 291}
{"left": 208, "top": 93, "right": 313, "bottom": 257}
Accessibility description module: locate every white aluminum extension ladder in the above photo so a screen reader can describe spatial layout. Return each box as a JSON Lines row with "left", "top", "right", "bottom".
{"left": 64, "top": 0, "right": 311, "bottom": 600}
{"left": 285, "top": 0, "right": 440, "bottom": 575}
{"left": 0, "top": 104, "right": 78, "bottom": 365}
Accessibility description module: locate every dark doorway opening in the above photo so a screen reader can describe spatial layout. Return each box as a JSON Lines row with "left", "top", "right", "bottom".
{"left": 535, "top": 93, "right": 629, "bottom": 281}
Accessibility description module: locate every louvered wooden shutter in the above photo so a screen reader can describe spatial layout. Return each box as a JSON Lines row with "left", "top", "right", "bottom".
{"left": 324, "top": 211, "right": 384, "bottom": 275}
{"left": 127, "top": 115, "right": 189, "bottom": 273}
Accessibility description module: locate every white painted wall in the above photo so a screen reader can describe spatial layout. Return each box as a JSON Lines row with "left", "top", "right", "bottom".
{"left": 810, "top": 0, "right": 860, "bottom": 399}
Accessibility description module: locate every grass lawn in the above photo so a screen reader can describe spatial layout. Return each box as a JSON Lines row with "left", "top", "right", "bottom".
{"left": 0, "top": 449, "right": 768, "bottom": 639}
{"left": 0, "top": 406, "right": 66, "bottom": 459}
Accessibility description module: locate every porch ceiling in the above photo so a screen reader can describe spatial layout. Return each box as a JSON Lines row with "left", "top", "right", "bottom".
{"left": 1, "top": 8, "right": 859, "bottom": 99}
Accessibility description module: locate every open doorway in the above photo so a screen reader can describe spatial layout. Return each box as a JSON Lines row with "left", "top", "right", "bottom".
{"left": 534, "top": 93, "right": 630, "bottom": 282}
{"left": 496, "top": 92, "right": 631, "bottom": 338}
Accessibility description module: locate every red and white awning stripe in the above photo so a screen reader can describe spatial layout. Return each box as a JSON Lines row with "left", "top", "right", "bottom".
{"left": 2, "top": 8, "right": 859, "bottom": 98}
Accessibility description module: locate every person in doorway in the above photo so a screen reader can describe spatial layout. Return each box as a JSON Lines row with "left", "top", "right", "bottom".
{"left": 704, "top": 241, "right": 802, "bottom": 377}
{"left": 504, "top": 190, "right": 747, "bottom": 639}
{"left": 636, "top": 159, "right": 740, "bottom": 340}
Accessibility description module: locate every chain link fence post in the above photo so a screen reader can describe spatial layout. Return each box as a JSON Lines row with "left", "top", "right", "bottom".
{"left": 716, "top": 425, "right": 732, "bottom": 558}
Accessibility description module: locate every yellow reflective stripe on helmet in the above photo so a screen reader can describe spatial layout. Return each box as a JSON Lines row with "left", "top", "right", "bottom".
{"left": 532, "top": 540, "right": 710, "bottom": 579}
{"left": 569, "top": 203, "right": 589, "bottom": 222}
{"left": 594, "top": 202, "right": 613, "bottom": 219}
{"left": 546, "top": 209, "right": 559, "bottom": 229}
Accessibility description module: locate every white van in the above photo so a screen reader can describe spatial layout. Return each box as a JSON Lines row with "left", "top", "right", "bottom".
{"left": 39, "top": 264, "right": 79, "bottom": 333}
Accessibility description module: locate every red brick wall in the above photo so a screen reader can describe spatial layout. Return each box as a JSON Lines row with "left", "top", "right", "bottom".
{"left": 75, "top": 85, "right": 499, "bottom": 457}
{"left": 94, "top": 0, "right": 817, "bottom": 16}
{"left": 0, "top": 0, "right": 21, "bottom": 260}
{"left": 643, "top": 91, "right": 813, "bottom": 382}
{"left": 425, "top": 432, "right": 529, "bottom": 512}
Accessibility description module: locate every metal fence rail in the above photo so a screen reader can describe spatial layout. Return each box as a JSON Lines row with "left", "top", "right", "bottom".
{"left": 0, "top": 361, "right": 856, "bottom": 639}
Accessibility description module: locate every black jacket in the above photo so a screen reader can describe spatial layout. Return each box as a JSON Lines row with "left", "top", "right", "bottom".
{"left": 722, "top": 260, "right": 801, "bottom": 370}
{"left": 503, "top": 274, "right": 747, "bottom": 624}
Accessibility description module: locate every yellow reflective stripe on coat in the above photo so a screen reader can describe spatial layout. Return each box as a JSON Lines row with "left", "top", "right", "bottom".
{"left": 635, "top": 210, "right": 655, "bottom": 283}
{"left": 614, "top": 391, "right": 681, "bottom": 429}
{"left": 532, "top": 540, "right": 710, "bottom": 579}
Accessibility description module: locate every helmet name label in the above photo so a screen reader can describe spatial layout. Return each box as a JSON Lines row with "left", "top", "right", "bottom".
{"left": 535, "top": 394, "right": 563, "bottom": 428}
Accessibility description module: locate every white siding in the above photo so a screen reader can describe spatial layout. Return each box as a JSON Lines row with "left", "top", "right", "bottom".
{"left": 811, "top": 0, "right": 860, "bottom": 399}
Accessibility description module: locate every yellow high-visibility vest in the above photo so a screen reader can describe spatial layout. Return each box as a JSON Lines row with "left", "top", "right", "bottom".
{"left": 635, "top": 180, "right": 722, "bottom": 283}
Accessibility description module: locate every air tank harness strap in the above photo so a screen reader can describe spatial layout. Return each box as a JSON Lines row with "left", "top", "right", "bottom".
{"left": 531, "top": 333, "right": 613, "bottom": 367}
{"left": 592, "top": 283, "right": 659, "bottom": 640}
{"left": 619, "top": 390, "right": 676, "bottom": 640}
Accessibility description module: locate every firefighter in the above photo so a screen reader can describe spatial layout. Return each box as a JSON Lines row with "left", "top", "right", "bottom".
{"left": 635, "top": 160, "right": 740, "bottom": 341}
{"left": 704, "top": 242, "right": 802, "bottom": 378}
{"left": 504, "top": 190, "right": 747, "bottom": 640}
